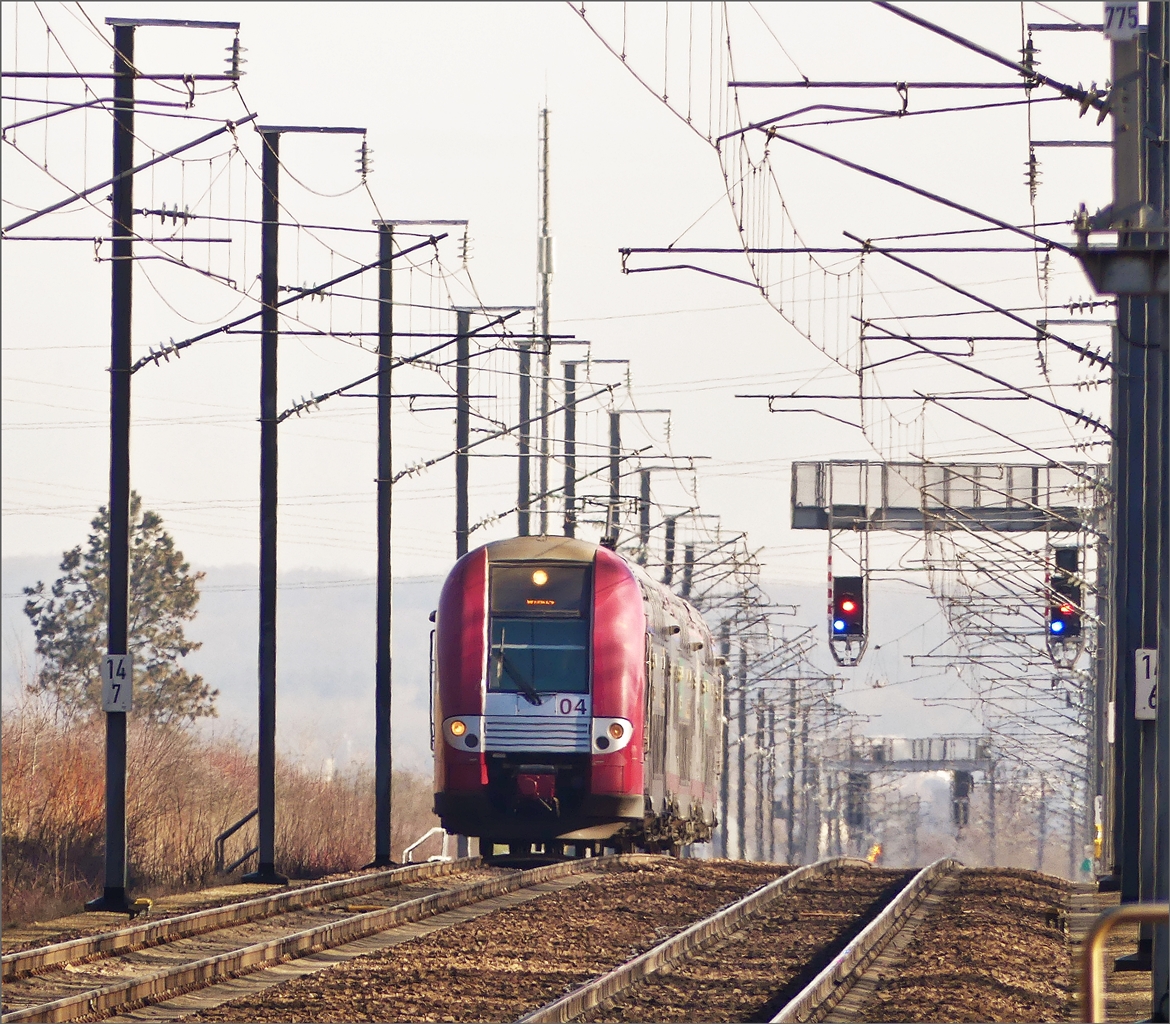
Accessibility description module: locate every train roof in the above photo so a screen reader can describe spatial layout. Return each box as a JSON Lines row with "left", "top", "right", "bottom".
{"left": 481, "top": 536, "right": 601, "bottom": 563}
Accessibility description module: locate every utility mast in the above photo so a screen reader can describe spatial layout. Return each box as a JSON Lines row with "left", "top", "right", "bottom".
{"left": 537, "top": 107, "right": 553, "bottom": 535}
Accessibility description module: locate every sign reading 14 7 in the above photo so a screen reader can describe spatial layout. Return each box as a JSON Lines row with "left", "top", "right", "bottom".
{"left": 101, "top": 654, "right": 133, "bottom": 712}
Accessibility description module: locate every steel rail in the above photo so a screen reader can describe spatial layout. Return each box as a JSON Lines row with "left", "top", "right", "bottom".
{"left": 516, "top": 857, "right": 869, "bottom": 1024}
{"left": 2, "top": 855, "right": 647, "bottom": 1023}
{"left": 2, "top": 858, "right": 473, "bottom": 982}
{"left": 770, "top": 857, "right": 961, "bottom": 1023}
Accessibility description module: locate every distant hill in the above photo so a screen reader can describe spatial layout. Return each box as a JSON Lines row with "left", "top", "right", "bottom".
{"left": 3, "top": 559, "right": 444, "bottom": 774}
{"left": 3, "top": 558, "right": 979, "bottom": 779}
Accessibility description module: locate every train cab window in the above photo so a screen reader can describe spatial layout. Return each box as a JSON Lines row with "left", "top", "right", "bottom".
{"left": 489, "top": 619, "right": 589, "bottom": 695}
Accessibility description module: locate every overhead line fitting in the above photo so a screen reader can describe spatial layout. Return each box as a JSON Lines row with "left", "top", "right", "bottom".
{"left": 2, "top": 112, "right": 259, "bottom": 234}
{"left": 871, "top": 2, "right": 1107, "bottom": 113}
{"left": 765, "top": 134, "right": 1071, "bottom": 255}
{"left": 131, "top": 234, "right": 446, "bottom": 373}
{"left": 843, "top": 232, "right": 1111, "bottom": 370}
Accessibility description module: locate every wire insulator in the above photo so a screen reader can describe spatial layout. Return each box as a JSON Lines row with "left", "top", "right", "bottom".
{"left": 1020, "top": 35, "right": 1039, "bottom": 87}
{"left": 226, "top": 36, "right": 247, "bottom": 80}
{"left": 356, "top": 137, "right": 373, "bottom": 182}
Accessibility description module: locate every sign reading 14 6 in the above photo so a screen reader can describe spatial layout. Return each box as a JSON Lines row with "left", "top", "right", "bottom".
{"left": 101, "top": 654, "right": 133, "bottom": 712}
{"left": 1135, "top": 648, "right": 1157, "bottom": 721}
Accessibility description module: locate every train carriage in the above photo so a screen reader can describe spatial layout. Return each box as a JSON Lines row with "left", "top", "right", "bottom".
{"left": 432, "top": 536, "right": 722, "bottom": 855}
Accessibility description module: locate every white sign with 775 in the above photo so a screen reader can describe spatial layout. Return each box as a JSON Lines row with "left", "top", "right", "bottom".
{"left": 1103, "top": 3, "right": 1140, "bottom": 41}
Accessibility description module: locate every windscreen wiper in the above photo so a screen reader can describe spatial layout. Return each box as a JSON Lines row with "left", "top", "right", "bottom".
{"left": 495, "top": 630, "right": 543, "bottom": 706}
{"left": 501, "top": 651, "right": 544, "bottom": 706}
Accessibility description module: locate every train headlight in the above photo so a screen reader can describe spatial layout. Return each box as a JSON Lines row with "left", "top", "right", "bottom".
{"left": 532, "top": 569, "right": 549, "bottom": 586}
{"left": 450, "top": 720, "right": 467, "bottom": 736}
{"left": 593, "top": 718, "right": 633, "bottom": 753}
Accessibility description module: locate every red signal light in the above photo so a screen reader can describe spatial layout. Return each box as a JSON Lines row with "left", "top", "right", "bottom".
{"left": 840, "top": 599, "right": 857, "bottom": 613}
{"left": 1059, "top": 603, "right": 1074, "bottom": 615}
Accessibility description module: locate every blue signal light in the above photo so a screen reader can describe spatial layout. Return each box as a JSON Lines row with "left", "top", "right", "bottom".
{"left": 833, "top": 619, "right": 847, "bottom": 633}
{"left": 1050, "top": 620, "right": 1065, "bottom": 634}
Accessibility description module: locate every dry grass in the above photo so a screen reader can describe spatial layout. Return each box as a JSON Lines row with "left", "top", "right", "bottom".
{"left": 1, "top": 697, "right": 438, "bottom": 927}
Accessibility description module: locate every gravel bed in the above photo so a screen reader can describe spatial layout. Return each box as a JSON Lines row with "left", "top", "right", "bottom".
{"left": 180, "top": 858, "right": 787, "bottom": 1023}
{"left": 857, "top": 868, "right": 1073, "bottom": 1022}
{"left": 585, "top": 865, "right": 911, "bottom": 1022}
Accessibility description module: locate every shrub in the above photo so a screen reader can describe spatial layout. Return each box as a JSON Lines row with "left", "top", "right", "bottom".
{"left": 1, "top": 697, "right": 438, "bottom": 927}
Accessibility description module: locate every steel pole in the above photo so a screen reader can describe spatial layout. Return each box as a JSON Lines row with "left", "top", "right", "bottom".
{"left": 787, "top": 677, "right": 797, "bottom": 863}
{"left": 518, "top": 339, "right": 531, "bottom": 537}
{"left": 562, "top": 361, "right": 575, "bottom": 537}
{"left": 538, "top": 108, "right": 551, "bottom": 536}
{"left": 768, "top": 704, "right": 777, "bottom": 861}
{"left": 454, "top": 308, "right": 471, "bottom": 859}
{"left": 1137, "top": 13, "right": 1169, "bottom": 996}
{"left": 989, "top": 760, "right": 997, "bottom": 864}
{"left": 244, "top": 129, "right": 286, "bottom": 885}
{"left": 800, "top": 707, "right": 812, "bottom": 860}
{"left": 373, "top": 224, "right": 394, "bottom": 866}
{"left": 456, "top": 310, "right": 470, "bottom": 558}
{"left": 719, "top": 621, "right": 731, "bottom": 857}
{"left": 755, "top": 694, "right": 765, "bottom": 861}
{"left": 1107, "top": 32, "right": 1145, "bottom": 908}
{"left": 638, "top": 470, "right": 651, "bottom": 564}
{"left": 88, "top": 21, "right": 134, "bottom": 914}
{"left": 736, "top": 640, "right": 747, "bottom": 860}
{"left": 1147, "top": 11, "right": 1169, "bottom": 1015}
{"left": 607, "top": 411, "right": 620, "bottom": 542}
{"left": 663, "top": 518, "right": 676, "bottom": 586}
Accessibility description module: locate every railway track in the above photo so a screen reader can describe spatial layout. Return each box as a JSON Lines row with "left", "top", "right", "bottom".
{"left": 0, "top": 855, "right": 642, "bottom": 1024}
{"left": 6, "top": 855, "right": 961, "bottom": 1023}
{"left": 135, "top": 856, "right": 788, "bottom": 1022}
{"left": 521, "top": 857, "right": 960, "bottom": 1024}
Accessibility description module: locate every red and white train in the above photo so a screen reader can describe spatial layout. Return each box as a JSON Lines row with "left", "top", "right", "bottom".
{"left": 432, "top": 536, "right": 722, "bottom": 855}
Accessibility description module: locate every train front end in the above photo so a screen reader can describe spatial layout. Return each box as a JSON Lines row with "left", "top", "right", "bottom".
{"left": 432, "top": 536, "right": 646, "bottom": 851}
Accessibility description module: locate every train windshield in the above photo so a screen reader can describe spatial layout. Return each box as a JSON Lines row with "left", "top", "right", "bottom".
{"left": 489, "top": 619, "right": 589, "bottom": 696}
{"left": 488, "top": 563, "right": 591, "bottom": 696}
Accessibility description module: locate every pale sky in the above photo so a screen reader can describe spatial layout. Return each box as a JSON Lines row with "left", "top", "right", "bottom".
{"left": 3, "top": 0, "right": 1116, "bottom": 750}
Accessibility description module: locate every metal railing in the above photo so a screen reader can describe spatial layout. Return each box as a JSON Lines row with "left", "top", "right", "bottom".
{"left": 402, "top": 826, "right": 450, "bottom": 864}
{"left": 214, "top": 807, "right": 259, "bottom": 873}
{"left": 1080, "top": 903, "right": 1169, "bottom": 1022}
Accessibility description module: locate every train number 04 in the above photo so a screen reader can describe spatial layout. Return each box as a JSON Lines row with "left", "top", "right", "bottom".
{"left": 558, "top": 697, "right": 587, "bottom": 715}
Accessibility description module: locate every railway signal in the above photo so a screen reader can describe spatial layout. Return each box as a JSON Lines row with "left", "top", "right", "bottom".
{"left": 1048, "top": 582, "right": 1082, "bottom": 638}
{"left": 1046, "top": 547, "right": 1083, "bottom": 672}
{"left": 828, "top": 573, "right": 868, "bottom": 667}
{"left": 832, "top": 576, "right": 866, "bottom": 636}
{"left": 1047, "top": 547, "right": 1082, "bottom": 638}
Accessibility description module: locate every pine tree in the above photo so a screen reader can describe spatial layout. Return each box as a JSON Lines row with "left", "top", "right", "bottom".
{"left": 23, "top": 493, "right": 217, "bottom": 725}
